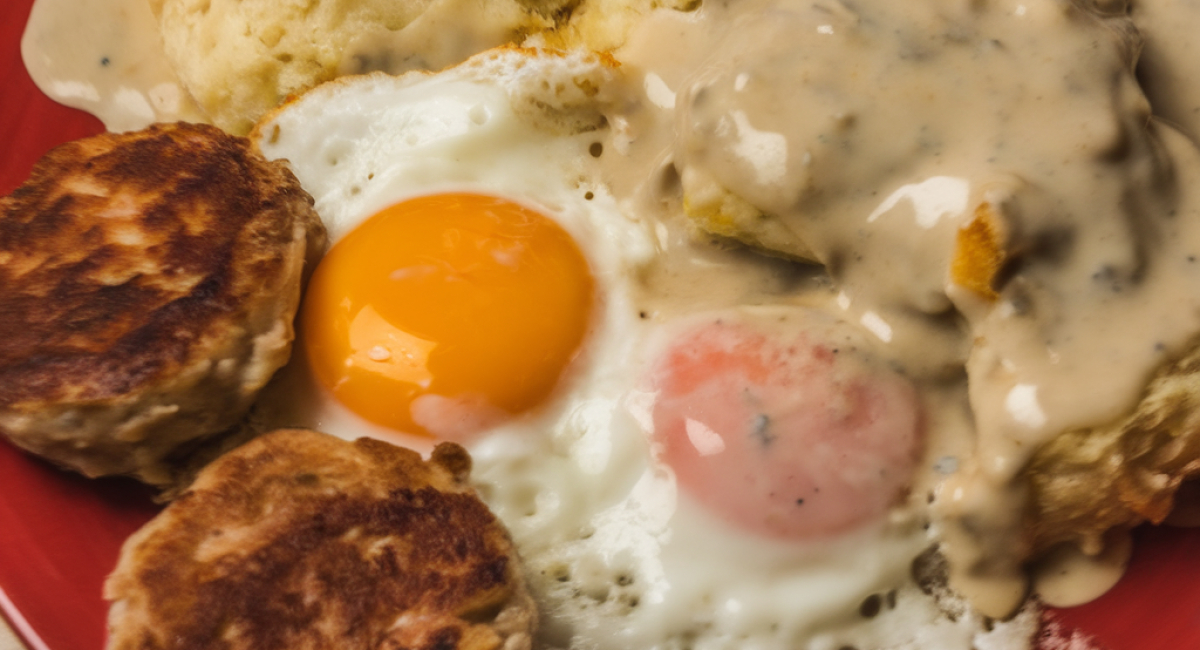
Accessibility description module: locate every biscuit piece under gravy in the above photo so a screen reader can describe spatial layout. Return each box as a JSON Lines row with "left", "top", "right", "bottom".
{"left": 0, "top": 122, "right": 326, "bottom": 485}
{"left": 151, "top": 0, "right": 575, "bottom": 134}
{"left": 105, "top": 429, "right": 536, "bottom": 650}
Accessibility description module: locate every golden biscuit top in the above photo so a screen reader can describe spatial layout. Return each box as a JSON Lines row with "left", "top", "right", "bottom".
{"left": 0, "top": 122, "right": 323, "bottom": 407}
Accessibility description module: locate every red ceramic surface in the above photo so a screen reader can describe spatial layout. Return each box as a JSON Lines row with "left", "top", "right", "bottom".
{"left": 1, "top": 0, "right": 1199, "bottom": 648}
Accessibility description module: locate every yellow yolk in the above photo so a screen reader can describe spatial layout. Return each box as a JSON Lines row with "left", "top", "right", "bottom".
{"left": 302, "top": 193, "right": 595, "bottom": 440}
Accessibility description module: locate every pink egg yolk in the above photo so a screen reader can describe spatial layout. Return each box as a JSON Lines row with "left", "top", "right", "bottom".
{"left": 647, "top": 313, "right": 923, "bottom": 540}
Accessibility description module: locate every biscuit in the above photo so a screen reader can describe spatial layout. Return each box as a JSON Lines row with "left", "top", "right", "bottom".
{"left": 151, "top": 0, "right": 572, "bottom": 134}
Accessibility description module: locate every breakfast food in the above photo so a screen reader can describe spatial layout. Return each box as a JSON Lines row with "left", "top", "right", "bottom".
{"left": 148, "top": 0, "right": 575, "bottom": 134}
{"left": 245, "top": 47, "right": 1036, "bottom": 649}
{"left": 0, "top": 122, "right": 326, "bottom": 485}
{"left": 613, "top": 0, "right": 1200, "bottom": 617}
{"left": 1026, "top": 339, "right": 1200, "bottom": 555}
{"left": 13, "top": 0, "right": 1200, "bottom": 647}
{"left": 1133, "top": 0, "right": 1200, "bottom": 146}
{"left": 247, "top": 47, "right": 653, "bottom": 448}
{"left": 538, "top": 0, "right": 699, "bottom": 52}
{"left": 19, "top": 0, "right": 681, "bottom": 136}
{"left": 104, "top": 428, "right": 536, "bottom": 650}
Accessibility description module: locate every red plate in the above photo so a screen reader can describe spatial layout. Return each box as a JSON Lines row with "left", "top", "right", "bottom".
{"left": 1, "top": 0, "right": 1199, "bottom": 648}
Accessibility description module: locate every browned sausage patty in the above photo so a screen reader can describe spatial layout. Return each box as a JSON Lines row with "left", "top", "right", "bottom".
{"left": 0, "top": 122, "right": 326, "bottom": 484}
{"left": 104, "top": 429, "right": 537, "bottom": 650}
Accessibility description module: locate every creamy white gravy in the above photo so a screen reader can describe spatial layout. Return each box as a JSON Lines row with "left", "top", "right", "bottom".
{"left": 19, "top": 0, "right": 1200, "bottom": 630}
{"left": 1133, "top": 0, "right": 1200, "bottom": 144}
{"left": 601, "top": 0, "right": 1200, "bottom": 619}
{"left": 21, "top": 0, "right": 205, "bottom": 132}
{"left": 20, "top": 0, "right": 525, "bottom": 134}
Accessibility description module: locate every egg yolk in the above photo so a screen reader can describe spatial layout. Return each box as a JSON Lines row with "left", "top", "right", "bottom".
{"left": 302, "top": 193, "right": 594, "bottom": 440}
{"left": 648, "top": 314, "right": 922, "bottom": 539}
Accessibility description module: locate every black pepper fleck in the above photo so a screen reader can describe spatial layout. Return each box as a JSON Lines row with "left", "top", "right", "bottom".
{"left": 751, "top": 413, "right": 776, "bottom": 446}
{"left": 860, "top": 593, "right": 883, "bottom": 618}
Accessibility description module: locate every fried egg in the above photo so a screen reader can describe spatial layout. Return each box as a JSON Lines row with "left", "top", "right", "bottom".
{"left": 250, "top": 48, "right": 1037, "bottom": 650}
{"left": 251, "top": 47, "right": 653, "bottom": 448}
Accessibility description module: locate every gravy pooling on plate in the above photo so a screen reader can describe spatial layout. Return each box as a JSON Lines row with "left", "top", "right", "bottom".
{"left": 18, "top": 0, "right": 1200, "bottom": 641}
{"left": 20, "top": 0, "right": 205, "bottom": 132}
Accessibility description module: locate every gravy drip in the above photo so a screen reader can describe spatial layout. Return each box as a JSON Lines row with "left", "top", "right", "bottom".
{"left": 603, "top": 0, "right": 1200, "bottom": 618}
{"left": 21, "top": 0, "right": 206, "bottom": 132}
{"left": 1133, "top": 0, "right": 1200, "bottom": 144}
{"left": 20, "top": 0, "right": 530, "bottom": 134}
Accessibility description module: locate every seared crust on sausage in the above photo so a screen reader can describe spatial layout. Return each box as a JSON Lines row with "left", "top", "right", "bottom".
{"left": 104, "top": 429, "right": 537, "bottom": 650}
{"left": 0, "top": 122, "right": 326, "bottom": 484}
